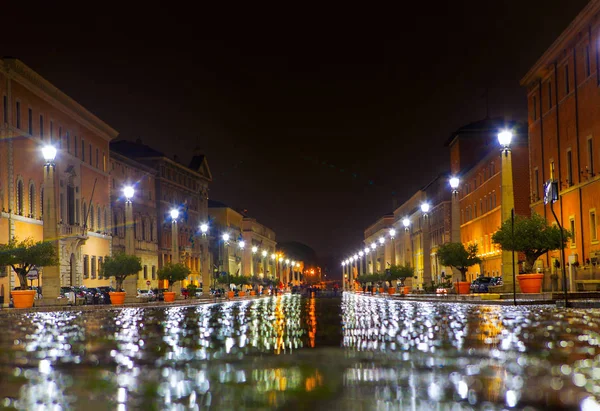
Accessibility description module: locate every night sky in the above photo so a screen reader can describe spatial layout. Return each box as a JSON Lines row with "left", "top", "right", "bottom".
{"left": 1, "top": 1, "right": 590, "bottom": 276}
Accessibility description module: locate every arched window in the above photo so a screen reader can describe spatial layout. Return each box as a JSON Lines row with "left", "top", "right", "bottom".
{"left": 16, "top": 179, "right": 24, "bottom": 215}
{"left": 28, "top": 182, "right": 35, "bottom": 218}
{"left": 152, "top": 266, "right": 156, "bottom": 280}
{"left": 141, "top": 217, "right": 146, "bottom": 241}
{"left": 104, "top": 208, "right": 108, "bottom": 233}
{"left": 143, "top": 265, "right": 148, "bottom": 279}
{"left": 90, "top": 206, "right": 94, "bottom": 230}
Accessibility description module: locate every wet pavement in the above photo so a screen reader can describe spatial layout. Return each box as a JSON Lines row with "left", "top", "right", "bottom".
{"left": 1, "top": 292, "right": 600, "bottom": 409}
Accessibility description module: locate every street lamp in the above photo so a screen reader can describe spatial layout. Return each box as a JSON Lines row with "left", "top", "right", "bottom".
{"left": 403, "top": 217, "right": 410, "bottom": 231}
{"left": 123, "top": 186, "right": 134, "bottom": 202}
{"left": 364, "top": 247, "right": 370, "bottom": 254}
{"left": 200, "top": 223, "right": 209, "bottom": 236}
{"left": 170, "top": 209, "right": 179, "bottom": 220}
{"left": 222, "top": 233, "right": 230, "bottom": 243}
{"left": 371, "top": 243, "right": 376, "bottom": 250}
{"left": 389, "top": 228, "right": 396, "bottom": 238}
{"left": 262, "top": 250, "right": 267, "bottom": 257}
{"left": 421, "top": 202, "right": 430, "bottom": 217}
{"left": 238, "top": 240, "right": 245, "bottom": 249}
{"left": 41, "top": 145, "right": 60, "bottom": 300}
{"left": 379, "top": 237, "right": 385, "bottom": 245}
{"left": 42, "top": 145, "right": 58, "bottom": 165}
{"left": 498, "top": 129, "right": 513, "bottom": 155}
{"left": 449, "top": 177, "right": 460, "bottom": 193}
{"left": 252, "top": 246, "right": 258, "bottom": 254}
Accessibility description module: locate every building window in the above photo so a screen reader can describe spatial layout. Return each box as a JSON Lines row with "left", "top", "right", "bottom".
{"left": 591, "top": 210, "right": 598, "bottom": 242}
{"left": 74, "top": 136, "right": 78, "bottom": 157}
{"left": 480, "top": 199, "right": 483, "bottom": 215}
{"left": 66, "top": 132, "right": 70, "bottom": 153}
{"left": 98, "top": 257, "right": 103, "bottom": 279}
{"left": 89, "top": 144, "right": 92, "bottom": 166}
{"left": 586, "top": 45, "right": 591, "bottom": 77}
{"left": 143, "top": 266, "right": 148, "bottom": 280}
{"left": 548, "top": 82, "right": 552, "bottom": 109}
{"left": 83, "top": 255, "right": 89, "bottom": 278}
{"left": 91, "top": 256, "right": 97, "bottom": 279}
{"left": 2, "top": 96, "right": 7, "bottom": 124}
{"left": 492, "top": 191, "right": 496, "bottom": 208}
{"left": 28, "top": 183, "right": 35, "bottom": 218}
{"left": 570, "top": 217, "right": 576, "bottom": 248}
{"left": 82, "top": 202, "right": 87, "bottom": 228}
{"left": 152, "top": 266, "right": 156, "bottom": 280}
{"left": 533, "top": 96, "right": 537, "bottom": 121}
{"left": 565, "top": 64, "right": 570, "bottom": 94}
{"left": 15, "top": 102, "right": 21, "bottom": 129}
{"left": 16, "top": 180, "right": 24, "bottom": 215}
{"left": 90, "top": 206, "right": 94, "bottom": 230}
{"left": 28, "top": 108, "right": 32, "bottom": 135}
{"left": 103, "top": 152, "right": 106, "bottom": 172}
{"left": 40, "top": 188, "right": 43, "bottom": 218}
{"left": 534, "top": 168, "right": 539, "bottom": 201}
{"left": 97, "top": 206, "right": 101, "bottom": 232}
{"left": 39, "top": 115, "right": 44, "bottom": 138}
{"left": 81, "top": 139, "right": 85, "bottom": 162}
{"left": 96, "top": 148, "right": 99, "bottom": 168}
{"left": 490, "top": 162, "right": 495, "bottom": 175}
{"left": 550, "top": 159, "right": 555, "bottom": 179}
{"left": 588, "top": 137, "right": 595, "bottom": 176}
{"left": 50, "top": 121, "right": 53, "bottom": 142}
{"left": 567, "top": 149, "right": 573, "bottom": 186}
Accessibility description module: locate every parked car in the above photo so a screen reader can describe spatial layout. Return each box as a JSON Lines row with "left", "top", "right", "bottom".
{"left": 137, "top": 289, "right": 156, "bottom": 301}
{"left": 97, "top": 286, "right": 115, "bottom": 304}
{"left": 470, "top": 277, "right": 494, "bottom": 293}
{"left": 490, "top": 277, "right": 503, "bottom": 287}
{"left": 84, "top": 287, "right": 109, "bottom": 304}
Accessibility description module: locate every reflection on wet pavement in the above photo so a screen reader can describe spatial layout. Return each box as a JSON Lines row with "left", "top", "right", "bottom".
{"left": 1, "top": 293, "right": 600, "bottom": 409}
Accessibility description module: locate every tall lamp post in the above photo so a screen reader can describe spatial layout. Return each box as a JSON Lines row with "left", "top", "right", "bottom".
{"left": 449, "top": 177, "right": 461, "bottom": 285}
{"left": 498, "top": 129, "right": 516, "bottom": 291}
{"left": 389, "top": 228, "right": 396, "bottom": 266}
{"left": 123, "top": 186, "right": 137, "bottom": 298}
{"left": 41, "top": 145, "right": 60, "bottom": 302}
{"left": 261, "top": 250, "right": 268, "bottom": 278}
{"left": 421, "top": 202, "right": 431, "bottom": 288}
{"left": 170, "top": 208, "right": 181, "bottom": 295}
{"left": 238, "top": 240, "right": 245, "bottom": 276}
{"left": 251, "top": 246, "right": 258, "bottom": 277}
{"left": 200, "top": 222, "right": 210, "bottom": 295}
{"left": 402, "top": 217, "right": 413, "bottom": 288}
{"left": 370, "top": 243, "right": 376, "bottom": 274}
{"left": 271, "top": 253, "right": 276, "bottom": 280}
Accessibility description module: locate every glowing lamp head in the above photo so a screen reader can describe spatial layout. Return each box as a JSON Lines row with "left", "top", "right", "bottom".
{"left": 252, "top": 246, "right": 258, "bottom": 253}
{"left": 389, "top": 228, "right": 396, "bottom": 238}
{"left": 421, "top": 203, "right": 430, "bottom": 214}
{"left": 379, "top": 237, "right": 385, "bottom": 245}
{"left": 262, "top": 250, "right": 268, "bottom": 257}
{"left": 353, "top": 254, "right": 358, "bottom": 260}
{"left": 498, "top": 129, "right": 513, "bottom": 148}
{"left": 296, "top": 262, "right": 300, "bottom": 267}
{"left": 123, "top": 186, "right": 134, "bottom": 200}
{"left": 291, "top": 260, "right": 295, "bottom": 266}
{"left": 402, "top": 218, "right": 410, "bottom": 228}
{"left": 358, "top": 251, "right": 364, "bottom": 257}
{"left": 170, "top": 209, "right": 179, "bottom": 220}
{"left": 42, "top": 145, "right": 57, "bottom": 163}
{"left": 238, "top": 240, "right": 245, "bottom": 249}
{"left": 449, "top": 177, "right": 460, "bottom": 190}
{"left": 222, "top": 233, "right": 230, "bottom": 242}
{"left": 285, "top": 259, "right": 290, "bottom": 264}
{"left": 364, "top": 247, "right": 370, "bottom": 254}
{"left": 271, "top": 253, "right": 276, "bottom": 260}
{"left": 371, "top": 243, "right": 376, "bottom": 250}
{"left": 279, "top": 257, "right": 284, "bottom": 262}
{"left": 200, "top": 223, "right": 209, "bottom": 234}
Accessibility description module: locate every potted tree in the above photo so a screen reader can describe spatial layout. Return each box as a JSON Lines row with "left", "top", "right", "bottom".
{"left": 157, "top": 263, "right": 191, "bottom": 302}
{"left": 492, "top": 213, "right": 570, "bottom": 293}
{"left": 0, "top": 238, "right": 57, "bottom": 308}
{"left": 388, "top": 264, "right": 414, "bottom": 295}
{"left": 100, "top": 253, "right": 142, "bottom": 304}
{"left": 437, "top": 242, "right": 482, "bottom": 294}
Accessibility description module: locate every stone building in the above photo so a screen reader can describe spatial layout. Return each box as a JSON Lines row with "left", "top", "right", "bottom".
{"left": 521, "top": 0, "right": 600, "bottom": 290}
{"left": 0, "top": 58, "right": 116, "bottom": 304}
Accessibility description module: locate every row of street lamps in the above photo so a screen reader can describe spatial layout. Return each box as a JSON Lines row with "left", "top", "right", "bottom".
{"left": 340, "top": 129, "right": 515, "bottom": 290}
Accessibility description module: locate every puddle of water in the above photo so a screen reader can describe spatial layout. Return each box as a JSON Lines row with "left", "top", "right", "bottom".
{"left": 0, "top": 293, "right": 599, "bottom": 409}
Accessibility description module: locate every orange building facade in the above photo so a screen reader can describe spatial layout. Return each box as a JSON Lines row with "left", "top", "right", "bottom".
{"left": 521, "top": 0, "right": 600, "bottom": 289}
{"left": 0, "top": 58, "right": 116, "bottom": 304}
{"left": 447, "top": 119, "right": 529, "bottom": 282}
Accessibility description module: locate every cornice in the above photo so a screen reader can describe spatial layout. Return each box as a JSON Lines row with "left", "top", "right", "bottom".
{"left": 1, "top": 58, "right": 119, "bottom": 142}
{"left": 521, "top": 0, "right": 600, "bottom": 86}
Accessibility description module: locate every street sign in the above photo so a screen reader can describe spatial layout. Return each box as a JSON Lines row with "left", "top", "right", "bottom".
{"left": 27, "top": 269, "right": 39, "bottom": 280}
{"left": 146, "top": 280, "right": 151, "bottom": 286}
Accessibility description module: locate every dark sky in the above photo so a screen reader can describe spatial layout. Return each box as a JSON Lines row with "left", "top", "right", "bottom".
{"left": 1, "top": 1, "right": 590, "bottom": 276}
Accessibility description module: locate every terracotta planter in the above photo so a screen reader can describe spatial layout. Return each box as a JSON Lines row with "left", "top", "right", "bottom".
{"left": 403, "top": 286, "right": 410, "bottom": 295}
{"left": 227, "top": 291, "right": 235, "bottom": 299}
{"left": 239, "top": 291, "right": 246, "bottom": 297}
{"left": 378, "top": 287, "right": 384, "bottom": 294}
{"left": 456, "top": 282, "right": 471, "bottom": 295}
{"left": 388, "top": 287, "right": 396, "bottom": 295}
{"left": 517, "top": 273, "right": 544, "bottom": 293}
{"left": 250, "top": 291, "right": 256, "bottom": 296}
{"left": 109, "top": 291, "right": 126, "bottom": 305}
{"left": 11, "top": 290, "right": 36, "bottom": 308}
{"left": 163, "top": 291, "right": 176, "bottom": 302}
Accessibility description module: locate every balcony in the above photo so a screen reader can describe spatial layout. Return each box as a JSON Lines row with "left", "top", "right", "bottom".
{"left": 112, "top": 236, "right": 158, "bottom": 252}
{"left": 58, "top": 223, "right": 87, "bottom": 238}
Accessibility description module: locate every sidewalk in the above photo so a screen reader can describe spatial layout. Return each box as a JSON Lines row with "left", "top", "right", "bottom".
{"left": 348, "top": 290, "right": 600, "bottom": 307}
{"left": 0, "top": 293, "right": 270, "bottom": 316}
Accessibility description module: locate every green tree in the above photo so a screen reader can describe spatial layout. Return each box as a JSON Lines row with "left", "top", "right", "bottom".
{"left": 0, "top": 237, "right": 58, "bottom": 289}
{"left": 100, "top": 253, "right": 142, "bottom": 292}
{"left": 437, "top": 242, "right": 482, "bottom": 282}
{"left": 157, "top": 263, "right": 191, "bottom": 291}
{"left": 492, "top": 213, "right": 571, "bottom": 272}
{"left": 387, "top": 264, "right": 414, "bottom": 285}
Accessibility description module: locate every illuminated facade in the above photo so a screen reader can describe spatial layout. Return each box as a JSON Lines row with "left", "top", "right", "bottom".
{"left": 110, "top": 141, "right": 212, "bottom": 289}
{"left": 109, "top": 152, "right": 159, "bottom": 290}
{"left": 241, "top": 217, "right": 277, "bottom": 278}
{"left": 0, "top": 58, "right": 116, "bottom": 304}
{"left": 521, "top": 0, "right": 600, "bottom": 290}
{"left": 363, "top": 215, "right": 394, "bottom": 274}
{"left": 447, "top": 118, "right": 529, "bottom": 282}
{"left": 208, "top": 200, "right": 245, "bottom": 276}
